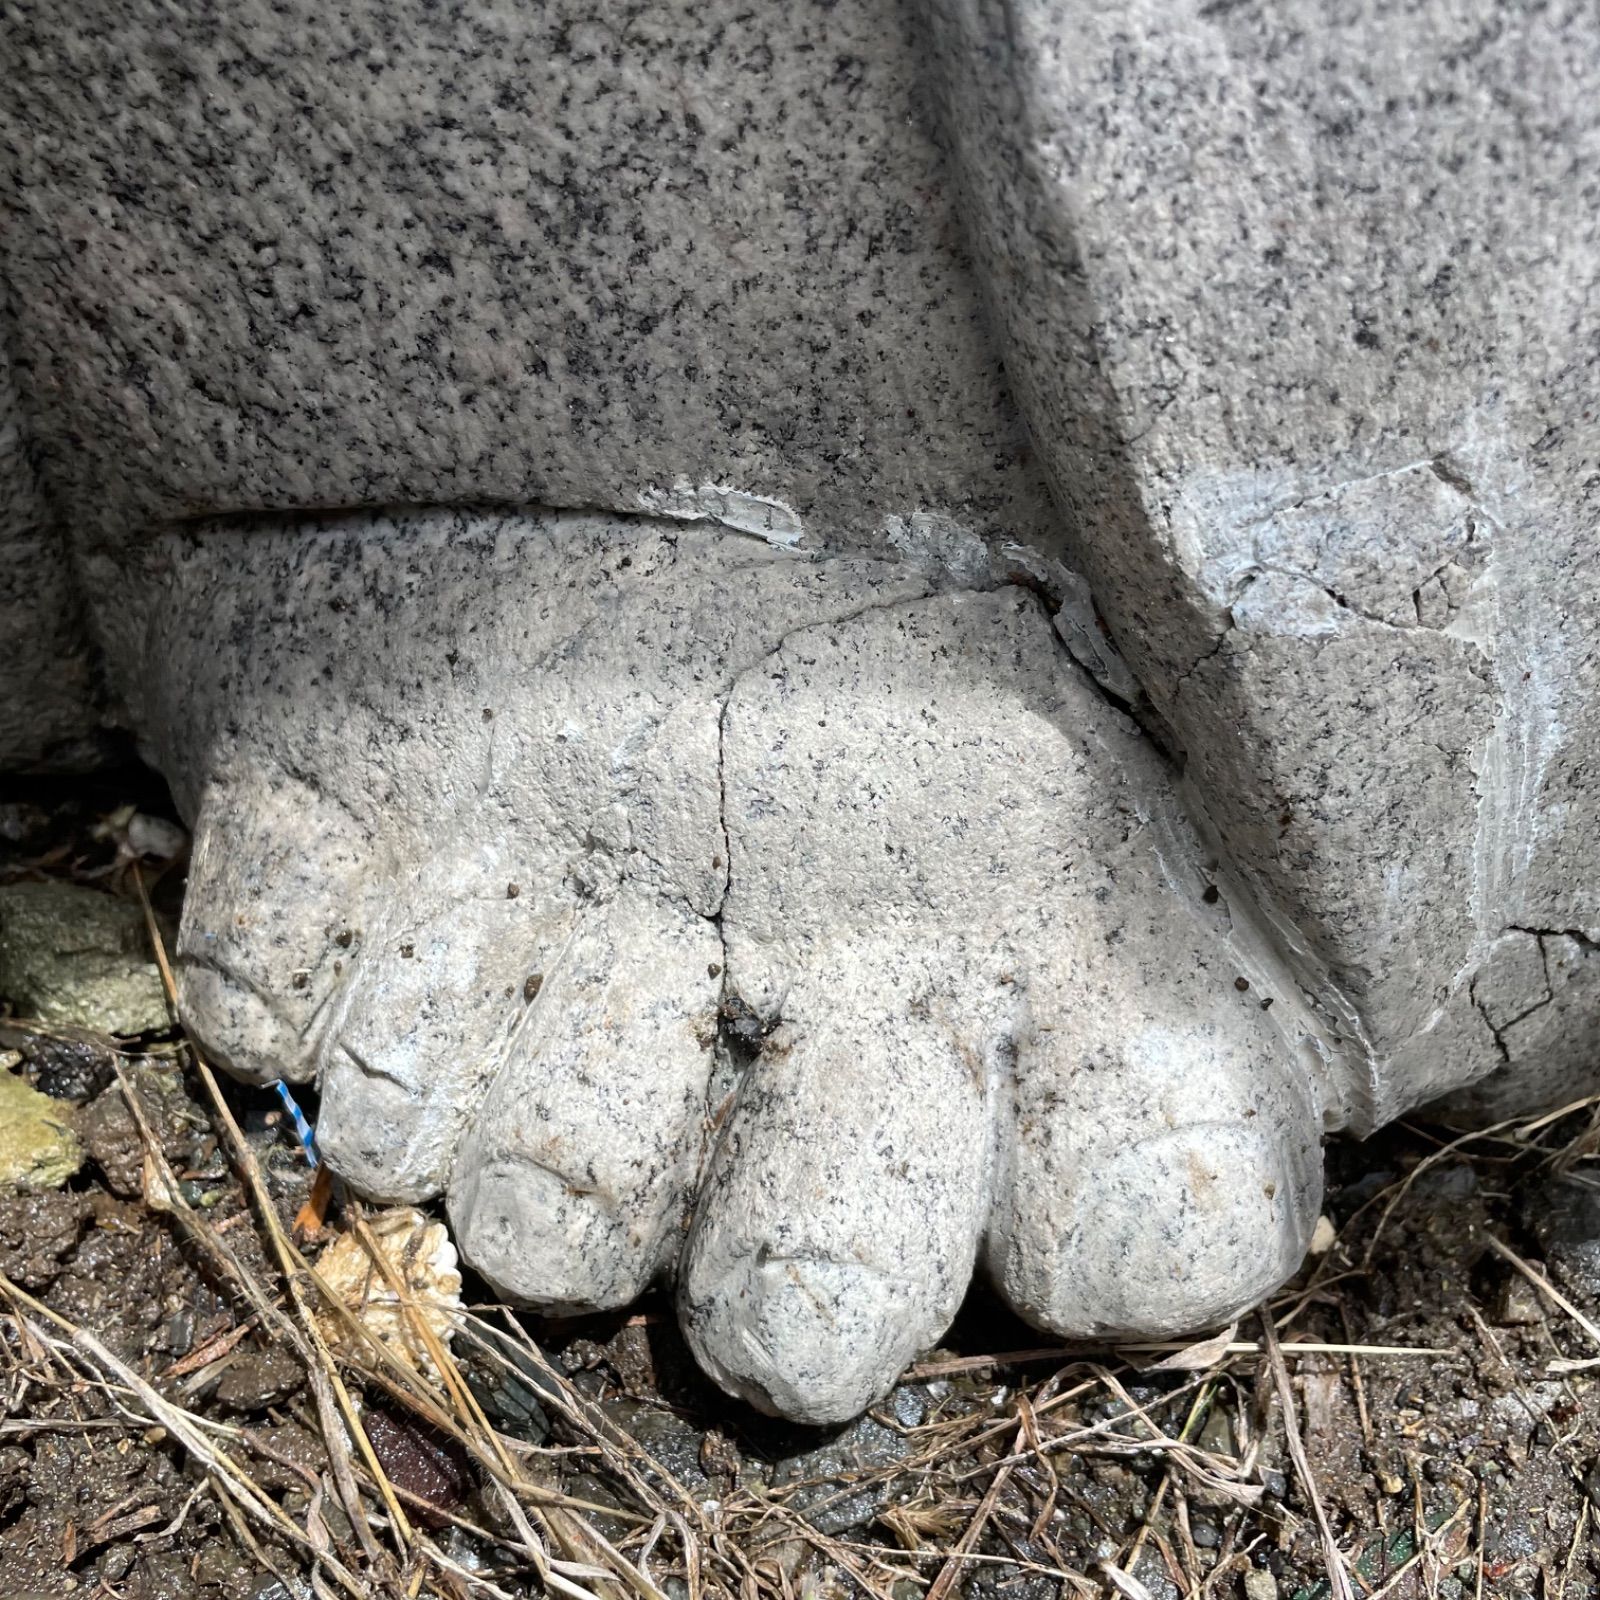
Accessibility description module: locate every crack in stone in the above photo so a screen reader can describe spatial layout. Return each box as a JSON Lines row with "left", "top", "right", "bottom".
{"left": 1469, "top": 979, "right": 1516, "bottom": 1068}
{"left": 1234, "top": 457, "right": 1442, "bottom": 535}
{"left": 703, "top": 581, "right": 943, "bottom": 1124}
{"left": 1173, "top": 587, "right": 1249, "bottom": 694}
{"left": 1510, "top": 924, "right": 1600, "bottom": 952}
{"left": 1176, "top": 458, "right": 1500, "bottom": 686}
{"left": 1469, "top": 925, "right": 1596, "bottom": 1063}
{"left": 1263, "top": 566, "right": 1411, "bottom": 631}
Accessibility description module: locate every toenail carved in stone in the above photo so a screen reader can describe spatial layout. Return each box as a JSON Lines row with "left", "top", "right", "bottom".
{"left": 449, "top": 888, "right": 723, "bottom": 1313}
{"left": 176, "top": 962, "right": 314, "bottom": 1086}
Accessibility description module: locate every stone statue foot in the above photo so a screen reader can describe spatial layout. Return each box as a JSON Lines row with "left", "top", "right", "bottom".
{"left": 117, "top": 508, "right": 1327, "bottom": 1424}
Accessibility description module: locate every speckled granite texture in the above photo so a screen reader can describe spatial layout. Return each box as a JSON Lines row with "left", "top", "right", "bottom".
{"left": 927, "top": 0, "right": 1600, "bottom": 1127}
{"left": 0, "top": 334, "right": 100, "bottom": 769}
{"left": 0, "top": 0, "right": 1055, "bottom": 559}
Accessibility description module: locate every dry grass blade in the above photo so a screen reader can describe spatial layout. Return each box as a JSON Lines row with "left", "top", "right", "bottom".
{"left": 1142, "top": 1325, "right": 1237, "bottom": 1371}
{"left": 1121, "top": 1377, "right": 1217, "bottom": 1579}
{"left": 1358, "top": 1116, "right": 1530, "bottom": 1268}
{"left": 342, "top": 1206, "right": 664, "bottom": 1600}
{"left": 131, "top": 865, "right": 411, "bottom": 1571}
{"left": 472, "top": 1309, "right": 706, "bottom": 1526}
{"left": 112, "top": 1057, "right": 286, "bottom": 1338}
{"left": 70, "top": 823, "right": 1589, "bottom": 1600}
{"left": 132, "top": 864, "right": 712, "bottom": 1600}
{"left": 923, "top": 1419, "right": 1022, "bottom": 1600}
{"left": 1099, "top": 1561, "right": 1158, "bottom": 1599}
{"left": 0, "top": 1272, "right": 368, "bottom": 1597}
{"left": 1361, "top": 1495, "right": 1473, "bottom": 1600}
{"left": 1122, "top": 1339, "right": 1452, "bottom": 1360}
{"left": 345, "top": 1208, "right": 510, "bottom": 1467}
{"left": 1482, "top": 1235, "right": 1600, "bottom": 1351}
{"left": 1261, "top": 1312, "right": 1355, "bottom": 1600}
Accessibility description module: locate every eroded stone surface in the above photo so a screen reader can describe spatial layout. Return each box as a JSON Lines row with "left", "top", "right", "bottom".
{"left": 97, "top": 509, "right": 1325, "bottom": 1422}
{"left": 927, "top": 0, "right": 1600, "bottom": 1129}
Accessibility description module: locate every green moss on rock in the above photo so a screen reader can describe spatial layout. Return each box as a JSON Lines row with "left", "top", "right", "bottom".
{"left": 0, "top": 881, "right": 170, "bottom": 1035}
{"left": 0, "top": 1056, "right": 83, "bottom": 1190}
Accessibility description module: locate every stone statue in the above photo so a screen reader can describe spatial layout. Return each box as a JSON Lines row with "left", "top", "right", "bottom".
{"left": 2, "top": 0, "right": 1594, "bottom": 1423}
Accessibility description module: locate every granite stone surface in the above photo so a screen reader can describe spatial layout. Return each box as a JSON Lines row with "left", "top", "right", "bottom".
{"left": 0, "top": 334, "right": 100, "bottom": 770}
{"left": 1, "top": 0, "right": 1056, "bottom": 560}
{"left": 104, "top": 509, "right": 1325, "bottom": 1422}
{"left": 927, "top": 0, "right": 1600, "bottom": 1126}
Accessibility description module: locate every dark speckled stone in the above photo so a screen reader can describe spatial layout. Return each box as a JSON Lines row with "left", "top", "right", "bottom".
{"left": 0, "top": 335, "right": 99, "bottom": 768}
{"left": 1, "top": 0, "right": 1055, "bottom": 558}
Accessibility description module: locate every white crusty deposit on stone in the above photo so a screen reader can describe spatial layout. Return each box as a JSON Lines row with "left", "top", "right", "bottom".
{"left": 636, "top": 479, "right": 805, "bottom": 547}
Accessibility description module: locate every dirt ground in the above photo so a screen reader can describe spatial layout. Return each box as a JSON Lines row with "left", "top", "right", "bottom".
{"left": 1, "top": 772, "right": 1597, "bottom": 1600}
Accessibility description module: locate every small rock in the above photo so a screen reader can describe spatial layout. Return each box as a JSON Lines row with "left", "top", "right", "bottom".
{"left": 0, "top": 1020, "right": 121, "bottom": 1101}
{"left": 0, "top": 1187, "right": 91, "bottom": 1288}
{"left": 464, "top": 1331, "right": 554, "bottom": 1443}
{"left": 363, "top": 1401, "right": 472, "bottom": 1528}
{"left": 1243, "top": 1572, "right": 1279, "bottom": 1600}
{"left": 699, "top": 1427, "right": 741, "bottom": 1480}
{"left": 603, "top": 1398, "right": 713, "bottom": 1496}
{"left": 974, "top": 1570, "right": 1061, "bottom": 1600}
{"left": 0, "top": 1059, "right": 82, "bottom": 1189}
{"left": 0, "top": 803, "right": 49, "bottom": 844}
{"left": 97, "top": 1543, "right": 135, "bottom": 1582}
{"left": 1197, "top": 1403, "right": 1236, "bottom": 1458}
{"left": 0, "top": 1443, "right": 30, "bottom": 1517}
{"left": 0, "top": 881, "right": 170, "bottom": 1035}
{"left": 888, "top": 1384, "right": 928, "bottom": 1428}
{"left": 236, "top": 1421, "right": 323, "bottom": 1497}
{"left": 1492, "top": 1275, "right": 1544, "bottom": 1326}
{"left": 1521, "top": 1175, "right": 1600, "bottom": 1302}
{"left": 126, "top": 812, "right": 187, "bottom": 861}
{"left": 771, "top": 1414, "right": 912, "bottom": 1535}
{"left": 214, "top": 1345, "right": 305, "bottom": 1411}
